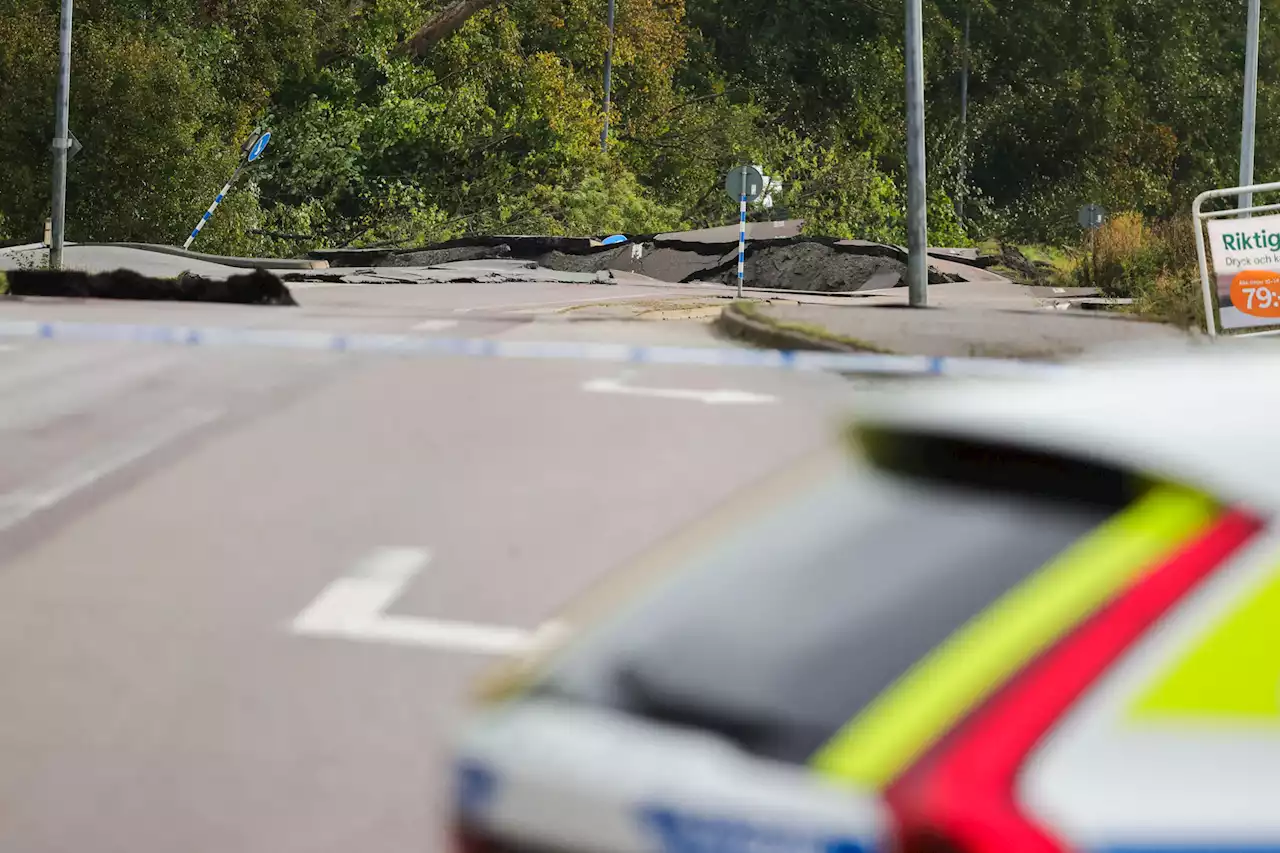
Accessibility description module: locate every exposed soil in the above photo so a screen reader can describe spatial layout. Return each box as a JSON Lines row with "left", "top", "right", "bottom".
{"left": 6, "top": 268, "right": 297, "bottom": 305}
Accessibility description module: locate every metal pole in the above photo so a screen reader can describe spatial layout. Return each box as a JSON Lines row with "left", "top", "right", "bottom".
{"left": 600, "top": 0, "right": 616, "bottom": 151}
{"left": 957, "top": 9, "right": 970, "bottom": 223}
{"left": 738, "top": 166, "right": 747, "bottom": 298}
{"left": 1240, "top": 0, "right": 1261, "bottom": 213}
{"left": 49, "top": 0, "right": 74, "bottom": 270}
{"left": 905, "top": 0, "right": 929, "bottom": 306}
{"left": 183, "top": 165, "right": 242, "bottom": 250}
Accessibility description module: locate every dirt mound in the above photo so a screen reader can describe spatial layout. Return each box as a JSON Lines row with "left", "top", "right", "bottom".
{"left": 537, "top": 247, "right": 627, "bottom": 273}
{"left": 726, "top": 242, "right": 906, "bottom": 292}
{"left": 6, "top": 268, "right": 296, "bottom": 305}
{"left": 387, "top": 244, "right": 513, "bottom": 267}
{"left": 694, "top": 242, "right": 959, "bottom": 292}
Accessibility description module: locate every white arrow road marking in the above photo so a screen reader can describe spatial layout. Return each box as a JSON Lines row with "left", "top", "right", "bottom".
{"left": 582, "top": 376, "right": 777, "bottom": 405}
{"left": 291, "top": 548, "right": 535, "bottom": 655}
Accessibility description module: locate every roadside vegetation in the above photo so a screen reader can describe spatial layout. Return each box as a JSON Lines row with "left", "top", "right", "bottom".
{"left": 0, "top": 0, "right": 1270, "bottom": 312}
{"left": 1065, "top": 214, "right": 1204, "bottom": 329}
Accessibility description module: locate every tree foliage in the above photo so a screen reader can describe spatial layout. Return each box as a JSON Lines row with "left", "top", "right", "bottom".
{"left": 1, "top": 0, "right": 1276, "bottom": 251}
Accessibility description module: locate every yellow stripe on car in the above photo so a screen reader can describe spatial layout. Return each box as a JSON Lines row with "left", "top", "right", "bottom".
{"left": 810, "top": 484, "right": 1218, "bottom": 790}
{"left": 1131, "top": 560, "right": 1280, "bottom": 723}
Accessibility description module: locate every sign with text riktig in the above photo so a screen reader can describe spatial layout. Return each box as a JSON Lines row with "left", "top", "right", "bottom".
{"left": 1204, "top": 213, "right": 1280, "bottom": 331}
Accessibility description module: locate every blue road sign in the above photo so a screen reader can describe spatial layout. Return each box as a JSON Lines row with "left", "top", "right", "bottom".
{"left": 247, "top": 131, "right": 271, "bottom": 163}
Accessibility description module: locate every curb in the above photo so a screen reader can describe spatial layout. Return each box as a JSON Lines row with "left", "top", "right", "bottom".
{"left": 716, "top": 302, "right": 892, "bottom": 355}
{"left": 638, "top": 305, "right": 727, "bottom": 321}
{"left": 75, "top": 242, "right": 329, "bottom": 271}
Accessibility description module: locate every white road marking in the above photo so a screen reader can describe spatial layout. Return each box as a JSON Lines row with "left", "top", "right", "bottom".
{"left": 291, "top": 548, "right": 534, "bottom": 655}
{"left": 411, "top": 319, "right": 460, "bottom": 332}
{"left": 582, "top": 376, "right": 778, "bottom": 405}
{"left": 1053, "top": 287, "right": 1066, "bottom": 294}
{"left": 0, "top": 406, "right": 221, "bottom": 533}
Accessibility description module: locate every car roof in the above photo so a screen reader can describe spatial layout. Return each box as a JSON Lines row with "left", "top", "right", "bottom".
{"left": 851, "top": 342, "right": 1280, "bottom": 512}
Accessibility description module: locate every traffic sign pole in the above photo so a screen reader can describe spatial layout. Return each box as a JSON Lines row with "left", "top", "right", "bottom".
{"left": 738, "top": 166, "right": 747, "bottom": 298}
{"left": 184, "top": 165, "right": 242, "bottom": 250}
{"left": 183, "top": 130, "right": 270, "bottom": 249}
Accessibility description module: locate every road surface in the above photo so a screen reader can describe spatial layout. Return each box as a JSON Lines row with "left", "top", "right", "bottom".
{"left": 0, "top": 277, "right": 856, "bottom": 852}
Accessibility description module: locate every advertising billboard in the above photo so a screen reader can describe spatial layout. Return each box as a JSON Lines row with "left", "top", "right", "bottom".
{"left": 1205, "top": 214, "right": 1280, "bottom": 331}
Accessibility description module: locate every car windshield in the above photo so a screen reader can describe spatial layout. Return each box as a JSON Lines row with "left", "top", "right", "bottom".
{"left": 536, "top": 459, "right": 1124, "bottom": 764}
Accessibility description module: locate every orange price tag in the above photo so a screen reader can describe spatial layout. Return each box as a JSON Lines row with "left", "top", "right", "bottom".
{"left": 1231, "top": 270, "right": 1280, "bottom": 318}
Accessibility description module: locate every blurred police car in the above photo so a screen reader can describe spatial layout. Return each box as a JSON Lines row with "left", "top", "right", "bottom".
{"left": 452, "top": 346, "right": 1279, "bottom": 853}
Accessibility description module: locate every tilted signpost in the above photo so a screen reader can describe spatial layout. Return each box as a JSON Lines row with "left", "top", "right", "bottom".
{"left": 183, "top": 129, "right": 271, "bottom": 250}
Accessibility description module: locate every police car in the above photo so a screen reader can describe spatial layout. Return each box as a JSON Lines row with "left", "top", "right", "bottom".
{"left": 452, "top": 343, "right": 1280, "bottom": 853}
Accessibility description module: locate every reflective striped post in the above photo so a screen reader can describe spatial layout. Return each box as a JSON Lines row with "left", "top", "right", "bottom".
{"left": 184, "top": 166, "right": 242, "bottom": 250}
{"left": 738, "top": 165, "right": 747, "bottom": 298}
{"left": 183, "top": 130, "right": 269, "bottom": 250}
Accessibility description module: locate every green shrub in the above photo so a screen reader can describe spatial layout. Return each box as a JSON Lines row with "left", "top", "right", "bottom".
{"left": 1070, "top": 212, "right": 1202, "bottom": 328}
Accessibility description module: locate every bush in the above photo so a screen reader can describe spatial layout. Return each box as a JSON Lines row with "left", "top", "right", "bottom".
{"left": 1070, "top": 212, "right": 1203, "bottom": 328}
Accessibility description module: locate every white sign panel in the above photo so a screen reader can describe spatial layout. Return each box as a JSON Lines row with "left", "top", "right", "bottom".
{"left": 1206, "top": 214, "right": 1280, "bottom": 330}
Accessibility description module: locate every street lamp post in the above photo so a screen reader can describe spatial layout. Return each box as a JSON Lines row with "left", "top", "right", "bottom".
{"left": 49, "top": 0, "right": 74, "bottom": 270}
{"left": 1240, "top": 0, "right": 1261, "bottom": 213}
{"left": 957, "top": 8, "right": 970, "bottom": 224}
{"left": 600, "top": 0, "right": 616, "bottom": 151}
{"left": 905, "top": 0, "right": 929, "bottom": 306}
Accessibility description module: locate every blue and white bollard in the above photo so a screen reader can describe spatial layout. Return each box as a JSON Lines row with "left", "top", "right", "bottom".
{"left": 183, "top": 167, "right": 241, "bottom": 250}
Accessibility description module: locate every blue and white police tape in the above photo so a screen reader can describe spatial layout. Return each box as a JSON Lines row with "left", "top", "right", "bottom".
{"left": 0, "top": 319, "right": 1065, "bottom": 378}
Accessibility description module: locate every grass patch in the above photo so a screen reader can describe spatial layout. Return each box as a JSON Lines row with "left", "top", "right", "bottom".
{"left": 1019, "top": 244, "right": 1076, "bottom": 272}
{"left": 978, "top": 239, "right": 1080, "bottom": 286}
{"left": 976, "top": 240, "right": 1076, "bottom": 275}
{"left": 733, "top": 300, "right": 895, "bottom": 353}
{"left": 0, "top": 271, "right": 7, "bottom": 294}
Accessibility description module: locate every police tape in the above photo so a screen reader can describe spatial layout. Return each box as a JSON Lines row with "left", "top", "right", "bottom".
{"left": 0, "top": 319, "right": 1064, "bottom": 378}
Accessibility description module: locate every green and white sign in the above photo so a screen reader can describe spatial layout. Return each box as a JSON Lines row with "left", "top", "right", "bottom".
{"left": 1205, "top": 213, "right": 1280, "bottom": 331}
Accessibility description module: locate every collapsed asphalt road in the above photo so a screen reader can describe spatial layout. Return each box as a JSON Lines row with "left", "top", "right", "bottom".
{"left": 307, "top": 224, "right": 983, "bottom": 293}
{"left": 0, "top": 278, "right": 855, "bottom": 853}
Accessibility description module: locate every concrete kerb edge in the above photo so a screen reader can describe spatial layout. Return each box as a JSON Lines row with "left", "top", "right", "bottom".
{"left": 716, "top": 301, "right": 892, "bottom": 355}
{"left": 75, "top": 242, "right": 329, "bottom": 270}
